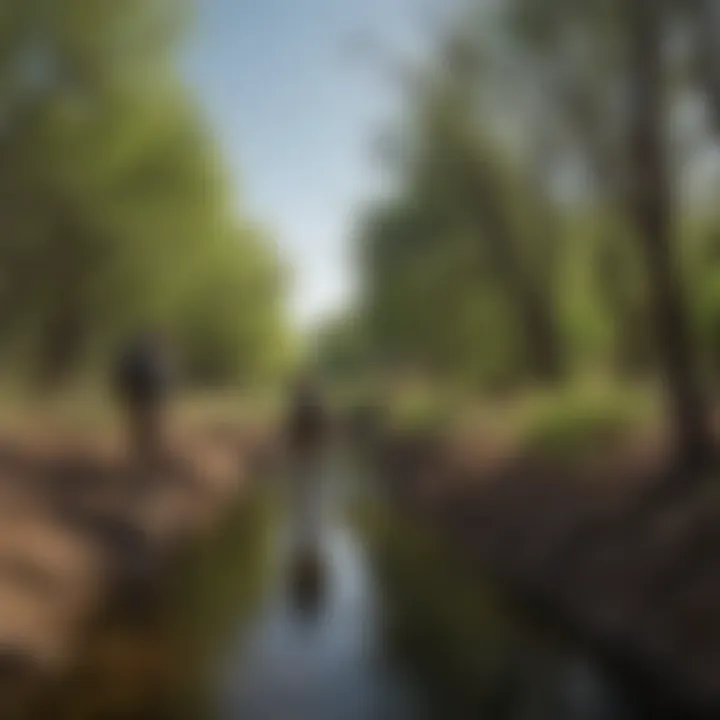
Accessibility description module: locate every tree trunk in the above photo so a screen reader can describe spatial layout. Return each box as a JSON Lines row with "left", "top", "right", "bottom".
{"left": 691, "top": 0, "right": 720, "bottom": 136}
{"left": 467, "top": 166, "right": 565, "bottom": 383}
{"left": 628, "top": 0, "right": 713, "bottom": 471}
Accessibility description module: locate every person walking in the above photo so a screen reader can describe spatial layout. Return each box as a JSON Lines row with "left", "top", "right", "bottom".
{"left": 114, "top": 331, "right": 172, "bottom": 470}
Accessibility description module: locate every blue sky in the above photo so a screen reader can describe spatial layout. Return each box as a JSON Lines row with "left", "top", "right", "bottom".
{"left": 183, "top": 0, "right": 424, "bottom": 327}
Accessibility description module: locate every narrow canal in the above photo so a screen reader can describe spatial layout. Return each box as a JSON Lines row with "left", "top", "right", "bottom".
{"left": 22, "top": 452, "right": 641, "bottom": 720}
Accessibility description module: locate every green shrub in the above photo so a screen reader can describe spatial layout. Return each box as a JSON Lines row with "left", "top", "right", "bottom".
{"left": 519, "top": 387, "right": 643, "bottom": 462}
{"left": 385, "top": 388, "right": 458, "bottom": 436}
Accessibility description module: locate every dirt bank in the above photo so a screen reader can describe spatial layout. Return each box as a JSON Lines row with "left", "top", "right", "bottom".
{"left": 0, "top": 416, "right": 272, "bottom": 712}
{"left": 379, "top": 433, "right": 720, "bottom": 718}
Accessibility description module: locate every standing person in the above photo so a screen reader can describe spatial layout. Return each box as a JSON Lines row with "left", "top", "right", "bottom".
{"left": 284, "top": 374, "right": 329, "bottom": 605}
{"left": 114, "top": 331, "right": 172, "bottom": 470}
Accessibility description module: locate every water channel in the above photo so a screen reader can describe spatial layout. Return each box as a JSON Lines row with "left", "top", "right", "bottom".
{"left": 24, "top": 452, "right": 642, "bottom": 719}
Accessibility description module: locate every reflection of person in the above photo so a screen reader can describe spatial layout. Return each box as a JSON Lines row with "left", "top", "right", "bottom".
{"left": 114, "top": 332, "right": 172, "bottom": 468}
{"left": 284, "top": 375, "right": 328, "bottom": 598}
{"left": 286, "top": 376, "right": 327, "bottom": 460}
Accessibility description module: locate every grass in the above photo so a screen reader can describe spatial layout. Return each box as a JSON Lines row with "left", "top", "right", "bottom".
{"left": 382, "top": 386, "right": 461, "bottom": 436}
{"left": 365, "top": 377, "right": 662, "bottom": 467}
{"left": 516, "top": 381, "right": 659, "bottom": 463}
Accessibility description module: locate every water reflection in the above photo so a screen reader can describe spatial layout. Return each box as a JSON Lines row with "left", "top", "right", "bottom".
{"left": 217, "top": 525, "right": 423, "bottom": 720}
{"left": 16, "top": 493, "right": 273, "bottom": 720}
{"left": 18, "top": 465, "right": 641, "bottom": 720}
{"left": 365, "top": 500, "right": 637, "bottom": 719}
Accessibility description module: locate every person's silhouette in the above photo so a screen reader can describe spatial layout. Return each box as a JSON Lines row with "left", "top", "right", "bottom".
{"left": 114, "top": 332, "right": 171, "bottom": 470}
{"left": 285, "top": 375, "right": 328, "bottom": 604}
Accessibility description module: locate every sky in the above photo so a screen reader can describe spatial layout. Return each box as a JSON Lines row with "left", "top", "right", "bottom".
{"left": 183, "top": 0, "right": 426, "bottom": 328}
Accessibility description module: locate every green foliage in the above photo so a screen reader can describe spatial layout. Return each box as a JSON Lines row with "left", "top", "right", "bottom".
{"left": 360, "top": 502, "right": 524, "bottom": 716}
{"left": 171, "top": 491, "right": 275, "bottom": 659}
{"left": 518, "top": 386, "right": 645, "bottom": 462}
{"left": 351, "top": 0, "right": 718, "bottom": 424}
{"left": 356, "top": 7, "right": 579, "bottom": 390}
{"left": 687, "top": 219, "right": 720, "bottom": 380}
{"left": 0, "top": 0, "right": 289, "bottom": 386}
{"left": 313, "top": 314, "right": 372, "bottom": 383}
{"left": 383, "top": 385, "right": 459, "bottom": 436}
{"left": 358, "top": 145, "right": 542, "bottom": 389}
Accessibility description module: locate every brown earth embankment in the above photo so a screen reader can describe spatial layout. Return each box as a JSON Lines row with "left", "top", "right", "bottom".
{"left": 0, "top": 417, "right": 274, "bottom": 707}
{"left": 380, "top": 432, "right": 720, "bottom": 718}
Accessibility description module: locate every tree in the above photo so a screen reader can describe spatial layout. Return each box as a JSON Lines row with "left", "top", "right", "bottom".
{"left": 690, "top": 0, "right": 720, "bottom": 136}
{"left": 355, "top": 0, "right": 719, "bottom": 472}
{"left": 627, "top": 0, "right": 712, "bottom": 470}
{"left": 359, "top": 38, "right": 566, "bottom": 387}
{"left": 0, "top": 0, "right": 290, "bottom": 386}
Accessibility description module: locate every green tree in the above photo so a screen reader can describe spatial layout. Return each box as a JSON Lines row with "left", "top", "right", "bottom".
{"left": 0, "top": 0, "right": 289, "bottom": 386}
{"left": 627, "top": 0, "right": 712, "bottom": 469}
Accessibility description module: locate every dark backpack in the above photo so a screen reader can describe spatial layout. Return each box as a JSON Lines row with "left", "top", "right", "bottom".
{"left": 116, "top": 342, "right": 166, "bottom": 403}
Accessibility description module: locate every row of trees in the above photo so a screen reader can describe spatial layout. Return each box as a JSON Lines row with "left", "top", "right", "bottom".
{"left": 0, "top": 0, "right": 290, "bottom": 386}
{"left": 348, "top": 0, "right": 720, "bottom": 469}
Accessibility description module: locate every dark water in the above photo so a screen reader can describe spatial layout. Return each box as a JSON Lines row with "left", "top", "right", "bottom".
{"left": 217, "top": 525, "right": 423, "bottom": 720}
{"left": 22, "top": 457, "right": 639, "bottom": 720}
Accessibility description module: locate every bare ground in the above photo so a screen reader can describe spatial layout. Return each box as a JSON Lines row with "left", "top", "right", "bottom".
{"left": 0, "top": 414, "right": 271, "bottom": 711}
